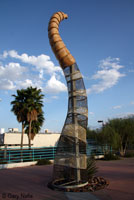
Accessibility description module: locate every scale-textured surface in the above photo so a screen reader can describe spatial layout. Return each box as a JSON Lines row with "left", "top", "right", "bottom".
{"left": 48, "top": 12, "right": 88, "bottom": 185}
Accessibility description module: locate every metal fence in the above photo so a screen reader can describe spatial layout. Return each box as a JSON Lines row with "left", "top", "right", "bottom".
{"left": 0, "top": 144, "right": 109, "bottom": 164}
{"left": 0, "top": 147, "right": 57, "bottom": 164}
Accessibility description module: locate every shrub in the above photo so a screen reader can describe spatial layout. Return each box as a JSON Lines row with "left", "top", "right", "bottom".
{"left": 124, "top": 152, "right": 134, "bottom": 157}
{"left": 0, "top": 161, "right": 8, "bottom": 164}
{"left": 36, "top": 159, "right": 52, "bottom": 165}
{"left": 87, "top": 157, "right": 98, "bottom": 179}
{"left": 103, "top": 153, "right": 120, "bottom": 160}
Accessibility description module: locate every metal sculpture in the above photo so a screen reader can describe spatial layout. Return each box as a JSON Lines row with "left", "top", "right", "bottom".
{"left": 48, "top": 11, "right": 88, "bottom": 189}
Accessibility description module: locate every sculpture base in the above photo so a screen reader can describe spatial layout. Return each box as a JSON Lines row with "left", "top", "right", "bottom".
{"left": 48, "top": 178, "right": 88, "bottom": 190}
{"left": 48, "top": 177, "right": 109, "bottom": 192}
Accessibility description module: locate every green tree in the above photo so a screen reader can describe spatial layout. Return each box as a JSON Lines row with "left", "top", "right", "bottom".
{"left": 25, "top": 111, "right": 44, "bottom": 140}
{"left": 11, "top": 87, "right": 44, "bottom": 149}
{"left": 24, "top": 87, "right": 44, "bottom": 148}
{"left": 86, "top": 127, "right": 98, "bottom": 141}
{"left": 11, "top": 89, "right": 27, "bottom": 149}
{"left": 103, "top": 117, "right": 134, "bottom": 156}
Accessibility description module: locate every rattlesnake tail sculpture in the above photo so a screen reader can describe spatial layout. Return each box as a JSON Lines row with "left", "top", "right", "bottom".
{"left": 48, "top": 11, "right": 75, "bottom": 68}
{"left": 48, "top": 11, "right": 88, "bottom": 188}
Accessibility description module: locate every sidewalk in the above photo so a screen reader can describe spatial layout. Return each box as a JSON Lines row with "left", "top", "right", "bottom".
{"left": 0, "top": 164, "right": 67, "bottom": 200}
{"left": 93, "top": 157, "right": 134, "bottom": 200}
{"left": 0, "top": 158, "right": 133, "bottom": 200}
{"left": 0, "top": 164, "right": 98, "bottom": 200}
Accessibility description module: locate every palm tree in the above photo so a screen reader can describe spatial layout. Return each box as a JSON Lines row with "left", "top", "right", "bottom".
{"left": 11, "top": 89, "right": 27, "bottom": 149}
{"left": 25, "top": 111, "right": 44, "bottom": 140}
{"left": 11, "top": 87, "right": 44, "bottom": 149}
{"left": 24, "top": 87, "right": 44, "bottom": 148}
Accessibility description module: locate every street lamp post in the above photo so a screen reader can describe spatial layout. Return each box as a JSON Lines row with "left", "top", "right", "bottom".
{"left": 98, "top": 120, "right": 104, "bottom": 127}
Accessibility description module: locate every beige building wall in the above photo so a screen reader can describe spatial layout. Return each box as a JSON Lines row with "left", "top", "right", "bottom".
{"left": 3, "top": 133, "right": 60, "bottom": 148}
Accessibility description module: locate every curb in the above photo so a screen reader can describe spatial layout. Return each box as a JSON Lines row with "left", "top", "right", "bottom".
{"left": 0, "top": 161, "right": 37, "bottom": 169}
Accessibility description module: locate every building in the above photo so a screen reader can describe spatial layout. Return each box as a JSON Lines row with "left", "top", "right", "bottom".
{"left": 0, "top": 130, "right": 60, "bottom": 148}
{"left": 0, "top": 128, "right": 5, "bottom": 134}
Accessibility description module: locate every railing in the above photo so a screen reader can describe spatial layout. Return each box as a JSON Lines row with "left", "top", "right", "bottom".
{"left": 0, "top": 144, "right": 109, "bottom": 164}
{"left": 0, "top": 147, "right": 57, "bottom": 164}
{"left": 86, "top": 141, "right": 112, "bottom": 156}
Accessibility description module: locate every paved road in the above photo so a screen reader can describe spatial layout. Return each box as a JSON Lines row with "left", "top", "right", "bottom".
{"left": 0, "top": 158, "right": 134, "bottom": 200}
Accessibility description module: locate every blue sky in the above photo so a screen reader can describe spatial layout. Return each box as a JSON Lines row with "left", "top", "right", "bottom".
{"left": 0, "top": 0, "right": 134, "bottom": 132}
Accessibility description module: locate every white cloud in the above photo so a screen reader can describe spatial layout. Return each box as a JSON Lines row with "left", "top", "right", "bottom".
{"left": 0, "top": 62, "right": 26, "bottom": 81}
{"left": 82, "top": 74, "right": 90, "bottom": 80}
{"left": 2, "top": 50, "right": 62, "bottom": 75}
{"left": 0, "top": 50, "right": 67, "bottom": 95}
{"left": 130, "top": 101, "right": 134, "bottom": 105}
{"left": 16, "top": 79, "right": 36, "bottom": 89}
{"left": 112, "top": 105, "right": 122, "bottom": 109}
{"left": 1, "top": 51, "right": 8, "bottom": 58}
{"left": 0, "top": 79, "right": 15, "bottom": 90}
{"left": 87, "top": 57, "right": 125, "bottom": 94}
{"left": 116, "top": 112, "right": 134, "bottom": 118}
{"left": 89, "top": 112, "right": 94, "bottom": 115}
{"left": 51, "top": 96, "right": 59, "bottom": 99}
{"left": 44, "top": 75, "right": 67, "bottom": 94}
{"left": 0, "top": 61, "right": 39, "bottom": 90}
{"left": 39, "top": 69, "right": 44, "bottom": 79}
